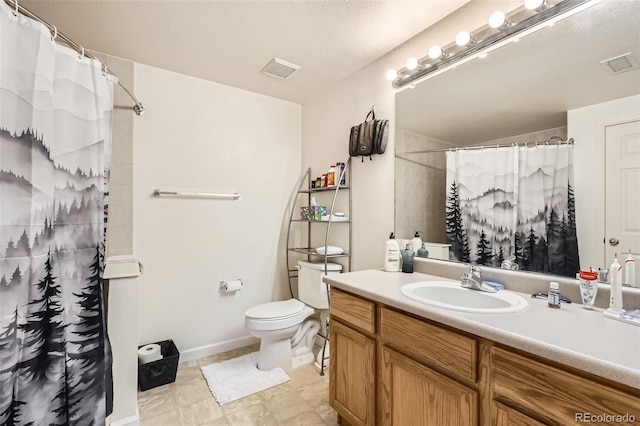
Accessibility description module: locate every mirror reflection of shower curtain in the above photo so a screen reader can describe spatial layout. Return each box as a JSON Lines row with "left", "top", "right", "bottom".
{"left": 445, "top": 144, "right": 579, "bottom": 277}
{"left": 0, "top": 3, "right": 113, "bottom": 425}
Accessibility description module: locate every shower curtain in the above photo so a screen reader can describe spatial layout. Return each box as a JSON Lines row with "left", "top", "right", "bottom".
{"left": 0, "top": 3, "right": 113, "bottom": 425}
{"left": 445, "top": 144, "right": 579, "bottom": 277}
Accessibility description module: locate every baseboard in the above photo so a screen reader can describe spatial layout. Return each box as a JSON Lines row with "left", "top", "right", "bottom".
{"left": 179, "top": 335, "right": 259, "bottom": 363}
{"left": 109, "top": 412, "right": 140, "bottom": 426}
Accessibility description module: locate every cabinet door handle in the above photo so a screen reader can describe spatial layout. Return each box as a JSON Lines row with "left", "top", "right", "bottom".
{"left": 609, "top": 238, "right": 619, "bottom": 246}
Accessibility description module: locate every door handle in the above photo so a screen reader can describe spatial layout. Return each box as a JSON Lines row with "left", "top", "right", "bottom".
{"left": 609, "top": 238, "right": 620, "bottom": 246}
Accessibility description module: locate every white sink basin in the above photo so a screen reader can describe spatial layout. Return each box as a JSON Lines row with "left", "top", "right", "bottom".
{"left": 400, "top": 281, "right": 528, "bottom": 314}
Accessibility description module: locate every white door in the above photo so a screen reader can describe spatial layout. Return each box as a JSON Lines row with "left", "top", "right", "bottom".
{"left": 605, "top": 119, "right": 640, "bottom": 285}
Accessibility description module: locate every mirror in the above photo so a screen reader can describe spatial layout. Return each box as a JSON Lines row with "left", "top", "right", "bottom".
{"left": 395, "top": 0, "right": 640, "bottom": 278}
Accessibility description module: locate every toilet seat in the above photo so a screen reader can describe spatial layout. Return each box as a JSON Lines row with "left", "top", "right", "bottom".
{"left": 245, "top": 299, "right": 305, "bottom": 320}
{"left": 245, "top": 299, "right": 313, "bottom": 331}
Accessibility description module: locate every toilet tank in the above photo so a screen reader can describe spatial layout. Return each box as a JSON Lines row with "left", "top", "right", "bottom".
{"left": 297, "top": 261, "right": 342, "bottom": 309}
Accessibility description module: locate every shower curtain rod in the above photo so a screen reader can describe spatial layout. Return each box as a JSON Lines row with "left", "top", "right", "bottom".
{"left": 4, "top": 0, "right": 144, "bottom": 116}
{"left": 399, "top": 136, "right": 574, "bottom": 155}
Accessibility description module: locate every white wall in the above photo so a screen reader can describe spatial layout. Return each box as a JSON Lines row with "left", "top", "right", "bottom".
{"left": 133, "top": 64, "right": 301, "bottom": 358}
{"left": 569, "top": 94, "right": 640, "bottom": 270}
{"left": 301, "top": 1, "right": 521, "bottom": 271}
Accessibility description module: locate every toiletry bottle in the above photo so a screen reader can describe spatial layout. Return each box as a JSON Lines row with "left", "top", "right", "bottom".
{"left": 578, "top": 270, "right": 599, "bottom": 309}
{"left": 327, "top": 165, "right": 335, "bottom": 186}
{"left": 321, "top": 173, "right": 327, "bottom": 188}
{"left": 548, "top": 281, "right": 561, "bottom": 309}
{"left": 401, "top": 243, "right": 415, "bottom": 273}
{"left": 336, "top": 162, "right": 346, "bottom": 186}
{"left": 411, "top": 231, "right": 422, "bottom": 255}
{"left": 384, "top": 232, "right": 400, "bottom": 272}
{"left": 607, "top": 253, "right": 624, "bottom": 314}
{"left": 624, "top": 249, "right": 636, "bottom": 287}
{"left": 417, "top": 242, "right": 429, "bottom": 258}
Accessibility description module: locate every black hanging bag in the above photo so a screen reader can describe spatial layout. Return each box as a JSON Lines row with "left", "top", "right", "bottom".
{"left": 349, "top": 108, "right": 389, "bottom": 161}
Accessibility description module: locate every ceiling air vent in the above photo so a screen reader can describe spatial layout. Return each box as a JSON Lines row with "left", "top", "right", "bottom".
{"left": 600, "top": 52, "right": 639, "bottom": 74}
{"left": 260, "top": 58, "right": 300, "bottom": 80}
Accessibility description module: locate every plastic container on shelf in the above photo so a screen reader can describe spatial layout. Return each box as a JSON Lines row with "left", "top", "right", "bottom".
{"left": 336, "top": 162, "right": 346, "bottom": 186}
{"left": 327, "top": 165, "right": 336, "bottom": 186}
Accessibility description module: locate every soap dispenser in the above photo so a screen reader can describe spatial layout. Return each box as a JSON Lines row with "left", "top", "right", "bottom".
{"left": 411, "top": 231, "right": 422, "bottom": 255}
{"left": 417, "top": 243, "right": 429, "bottom": 258}
{"left": 384, "top": 232, "right": 400, "bottom": 272}
{"left": 401, "top": 243, "right": 415, "bottom": 273}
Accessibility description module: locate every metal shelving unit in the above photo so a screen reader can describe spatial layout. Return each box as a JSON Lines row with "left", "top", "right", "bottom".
{"left": 285, "top": 158, "right": 352, "bottom": 376}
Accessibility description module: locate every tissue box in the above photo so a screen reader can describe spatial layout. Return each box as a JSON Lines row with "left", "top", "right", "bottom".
{"left": 300, "top": 206, "right": 327, "bottom": 220}
{"left": 138, "top": 339, "right": 180, "bottom": 391}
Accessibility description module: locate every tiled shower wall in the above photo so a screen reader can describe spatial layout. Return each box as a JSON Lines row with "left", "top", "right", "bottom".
{"left": 395, "top": 130, "right": 452, "bottom": 243}
{"left": 92, "top": 52, "right": 134, "bottom": 257}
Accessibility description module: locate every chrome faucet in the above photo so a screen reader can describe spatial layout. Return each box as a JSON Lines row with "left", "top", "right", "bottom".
{"left": 461, "top": 265, "right": 497, "bottom": 293}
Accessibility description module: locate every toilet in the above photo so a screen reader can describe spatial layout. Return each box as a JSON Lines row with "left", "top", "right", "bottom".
{"left": 245, "top": 261, "right": 342, "bottom": 372}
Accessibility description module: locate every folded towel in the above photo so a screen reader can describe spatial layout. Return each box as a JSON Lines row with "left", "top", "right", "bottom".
{"left": 484, "top": 281, "right": 504, "bottom": 291}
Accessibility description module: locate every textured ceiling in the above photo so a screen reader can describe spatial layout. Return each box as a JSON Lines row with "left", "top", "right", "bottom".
{"left": 20, "top": 0, "right": 470, "bottom": 104}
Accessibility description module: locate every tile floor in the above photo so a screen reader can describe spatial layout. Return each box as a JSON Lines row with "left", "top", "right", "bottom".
{"left": 137, "top": 344, "right": 339, "bottom": 425}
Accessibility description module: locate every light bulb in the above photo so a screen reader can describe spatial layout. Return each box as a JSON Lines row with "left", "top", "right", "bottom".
{"left": 406, "top": 57, "right": 419, "bottom": 71}
{"left": 386, "top": 69, "right": 398, "bottom": 81}
{"left": 525, "top": 0, "right": 548, "bottom": 11}
{"left": 428, "top": 45, "right": 444, "bottom": 60}
{"left": 489, "top": 11, "right": 508, "bottom": 29}
{"left": 456, "top": 31, "right": 474, "bottom": 47}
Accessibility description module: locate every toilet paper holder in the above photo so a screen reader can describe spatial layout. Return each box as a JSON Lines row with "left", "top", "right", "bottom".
{"left": 220, "top": 279, "right": 244, "bottom": 292}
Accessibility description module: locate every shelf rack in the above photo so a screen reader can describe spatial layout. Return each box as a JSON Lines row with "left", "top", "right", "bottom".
{"left": 285, "top": 159, "right": 352, "bottom": 376}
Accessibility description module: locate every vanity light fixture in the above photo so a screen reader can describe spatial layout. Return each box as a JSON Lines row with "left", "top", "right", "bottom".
{"left": 387, "top": 0, "right": 597, "bottom": 88}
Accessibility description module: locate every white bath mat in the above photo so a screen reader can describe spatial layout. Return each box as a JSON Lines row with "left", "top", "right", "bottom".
{"left": 201, "top": 352, "right": 290, "bottom": 405}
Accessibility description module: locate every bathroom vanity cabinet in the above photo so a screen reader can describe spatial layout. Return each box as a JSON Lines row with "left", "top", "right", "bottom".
{"left": 329, "top": 288, "right": 640, "bottom": 426}
{"left": 329, "top": 289, "right": 376, "bottom": 426}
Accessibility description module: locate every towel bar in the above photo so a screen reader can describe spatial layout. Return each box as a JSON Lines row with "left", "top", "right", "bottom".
{"left": 152, "top": 189, "right": 240, "bottom": 200}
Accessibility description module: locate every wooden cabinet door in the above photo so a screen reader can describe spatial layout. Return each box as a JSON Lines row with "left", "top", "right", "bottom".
{"left": 493, "top": 401, "right": 546, "bottom": 426}
{"left": 329, "top": 319, "right": 376, "bottom": 426}
{"left": 380, "top": 346, "right": 478, "bottom": 426}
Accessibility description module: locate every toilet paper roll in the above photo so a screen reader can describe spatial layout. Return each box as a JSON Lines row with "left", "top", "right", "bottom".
{"left": 138, "top": 344, "right": 163, "bottom": 364}
{"left": 220, "top": 279, "right": 243, "bottom": 293}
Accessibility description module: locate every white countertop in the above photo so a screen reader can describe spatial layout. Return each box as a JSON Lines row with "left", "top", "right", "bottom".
{"left": 323, "top": 269, "right": 640, "bottom": 390}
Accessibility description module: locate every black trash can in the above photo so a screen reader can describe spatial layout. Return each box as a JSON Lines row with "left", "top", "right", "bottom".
{"left": 138, "top": 340, "right": 180, "bottom": 391}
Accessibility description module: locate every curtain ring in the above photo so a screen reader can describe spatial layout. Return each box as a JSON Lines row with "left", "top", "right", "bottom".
{"left": 51, "top": 26, "right": 58, "bottom": 41}
{"left": 78, "top": 46, "right": 85, "bottom": 60}
{"left": 13, "top": 0, "right": 19, "bottom": 16}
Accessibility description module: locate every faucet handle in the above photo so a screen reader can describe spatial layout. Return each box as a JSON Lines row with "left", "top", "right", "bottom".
{"left": 466, "top": 264, "right": 481, "bottom": 273}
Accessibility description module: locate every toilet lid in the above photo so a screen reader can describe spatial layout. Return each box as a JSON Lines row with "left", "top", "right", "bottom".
{"left": 245, "top": 299, "right": 305, "bottom": 320}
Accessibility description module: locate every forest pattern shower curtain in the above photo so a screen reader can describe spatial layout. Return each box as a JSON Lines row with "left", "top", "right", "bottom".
{"left": 445, "top": 145, "right": 579, "bottom": 277}
{"left": 0, "top": 4, "right": 113, "bottom": 425}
